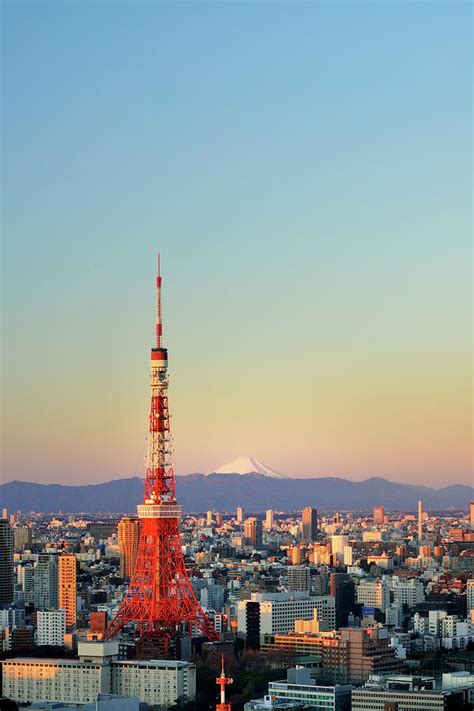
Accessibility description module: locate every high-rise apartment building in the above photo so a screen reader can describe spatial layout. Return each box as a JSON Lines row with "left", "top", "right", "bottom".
{"left": 37, "top": 609, "right": 66, "bottom": 647}
{"left": 34, "top": 554, "right": 59, "bottom": 610}
{"left": 244, "top": 517, "right": 263, "bottom": 548}
{"left": 206, "top": 511, "right": 213, "bottom": 525}
{"left": 17, "top": 563, "right": 34, "bottom": 605}
{"left": 0, "top": 518, "right": 14, "bottom": 606}
{"left": 265, "top": 509, "right": 274, "bottom": 530}
{"left": 58, "top": 554, "right": 77, "bottom": 627}
{"left": 302, "top": 507, "right": 318, "bottom": 542}
{"left": 467, "top": 580, "right": 474, "bottom": 614}
{"left": 331, "top": 535, "right": 349, "bottom": 563}
{"left": 287, "top": 566, "right": 311, "bottom": 592}
{"left": 373, "top": 506, "right": 384, "bottom": 526}
{"left": 236, "top": 506, "right": 244, "bottom": 524}
{"left": 117, "top": 517, "right": 141, "bottom": 579}
{"left": 14, "top": 527, "right": 32, "bottom": 551}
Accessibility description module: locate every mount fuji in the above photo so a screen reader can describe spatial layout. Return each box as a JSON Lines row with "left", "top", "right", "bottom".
{"left": 208, "top": 457, "right": 284, "bottom": 479}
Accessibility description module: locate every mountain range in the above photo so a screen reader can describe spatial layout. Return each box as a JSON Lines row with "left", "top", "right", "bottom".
{"left": 1, "top": 469, "right": 472, "bottom": 514}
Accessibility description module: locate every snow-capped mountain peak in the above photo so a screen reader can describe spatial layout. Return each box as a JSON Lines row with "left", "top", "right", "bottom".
{"left": 209, "top": 457, "right": 284, "bottom": 479}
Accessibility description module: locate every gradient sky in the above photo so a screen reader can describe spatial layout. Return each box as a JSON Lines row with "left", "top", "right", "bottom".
{"left": 1, "top": 1, "right": 472, "bottom": 487}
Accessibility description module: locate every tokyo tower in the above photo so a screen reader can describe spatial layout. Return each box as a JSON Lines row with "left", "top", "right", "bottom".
{"left": 105, "top": 255, "right": 217, "bottom": 648}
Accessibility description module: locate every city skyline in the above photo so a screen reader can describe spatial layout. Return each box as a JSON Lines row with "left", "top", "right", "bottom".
{"left": 2, "top": 2, "right": 472, "bottom": 487}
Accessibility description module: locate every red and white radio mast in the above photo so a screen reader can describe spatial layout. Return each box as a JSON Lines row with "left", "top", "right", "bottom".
{"left": 216, "top": 655, "right": 233, "bottom": 711}
{"left": 105, "top": 255, "right": 217, "bottom": 650}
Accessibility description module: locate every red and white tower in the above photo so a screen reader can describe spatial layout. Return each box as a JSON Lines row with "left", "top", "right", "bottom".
{"left": 105, "top": 255, "right": 217, "bottom": 650}
{"left": 216, "top": 655, "right": 233, "bottom": 711}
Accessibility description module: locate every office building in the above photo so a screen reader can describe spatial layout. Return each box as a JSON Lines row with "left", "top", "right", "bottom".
{"left": 373, "top": 506, "right": 384, "bottom": 526}
{"left": 301, "top": 507, "right": 317, "bottom": 542}
{"left": 356, "top": 579, "right": 390, "bottom": 612}
{"left": 117, "top": 517, "right": 141, "bottom": 579}
{"left": 244, "top": 517, "right": 263, "bottom": 548}
{"left": 266, "top": 668, "right": 352, "bottom": 711}
{"left": 330, "top": 573, "right": 356, "bottom": 628}
{"left": 265, "top": 509, "right": 274, "bottom": 530}
{"left": 352, "top": 674, "right": 471, "bottom": 710}
{"left": 58, "top": 554, "right": 77, "bottom": 627}
{"left": 34, "top": 554, "right": 59, "bottom": 610}
{"left": 391, "top": 578, "right": 425, "bottom": 608}
{"left": 236, "top": 506, "right": 244, "bottom": 523}
{"left": 206, "top": 510, "right": 213, "bottom": 525}
{"left": 238, "top": 592, "right": 336, "bottom": 636}
{"left": 0, "top": 518, "right": 14, "bottom": 605}
{"left": 37, "top": 609, "right": 66, "bottom": 647}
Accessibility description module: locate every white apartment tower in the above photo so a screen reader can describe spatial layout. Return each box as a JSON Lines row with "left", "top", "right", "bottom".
{"left": 37, "top": 609, "right": 66, "bottom": 647}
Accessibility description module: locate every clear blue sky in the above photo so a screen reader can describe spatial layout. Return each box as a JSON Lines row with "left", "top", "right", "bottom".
{"left": 2, "top": 1, "right": 472, "bottom": 486}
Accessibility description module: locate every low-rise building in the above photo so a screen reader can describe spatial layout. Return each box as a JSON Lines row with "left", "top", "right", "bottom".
{"left": 255, "top": 667, "right": 352, "bottom": 711}
{"left": 352, "top": 674, "right": 472, "bottom": 710}
{"left": 1, "top": 641, "right": 196, "bottom": 707}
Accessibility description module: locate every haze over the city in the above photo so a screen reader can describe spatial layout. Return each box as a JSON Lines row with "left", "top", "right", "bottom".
{"left": 2, "top": 2, "right": 472, "bottom": 487}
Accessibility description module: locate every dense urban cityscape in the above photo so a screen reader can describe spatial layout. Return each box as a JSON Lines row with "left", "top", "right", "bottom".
{"left": 0, "top": 499, "right": 473, "bottom": 709}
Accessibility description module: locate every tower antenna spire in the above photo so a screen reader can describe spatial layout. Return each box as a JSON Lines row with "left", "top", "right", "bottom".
{"left": 156, "top": 252, "right": 162, "bottom": 348}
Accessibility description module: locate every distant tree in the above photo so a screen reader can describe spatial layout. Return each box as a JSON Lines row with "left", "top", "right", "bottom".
{"left": 0, "top": 699, "right": 19, "bottom": 710}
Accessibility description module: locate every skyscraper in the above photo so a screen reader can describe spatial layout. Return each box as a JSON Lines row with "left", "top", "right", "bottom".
{"left": 330, "top": 572, "right": 356, "bottom": 628}
{"left": 470, "top": 501, "right": 474, "bottom": 529}
{"left": 373, "top": 506, "right": 384, "bottom": 526}
{"left": 118, "top": 517, "right": 141, "bottom": 579}
{"left": 58, "top": 554, "right": 77, "bottom": 627}
{"left": 0, "top": 518, "right": 14, "bottom": 605}
{"left": 236, "top": 506, "right": 244, "bottom": 524}
{"left": 302, "top": 507, "right": 318, "bottom": 542}
{"left": 265, "top": 509, "right": 274, "bottom": 530}
{"left": 417, "top": 500, "right": 423, "bottom": 540}
{"left": 244, "top": 517, "right": 263, "bottom": 548}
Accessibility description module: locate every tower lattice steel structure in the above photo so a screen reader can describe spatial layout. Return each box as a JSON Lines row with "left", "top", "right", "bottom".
{"left": 105, "top": 255, "right": 217, "bottom": 647}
